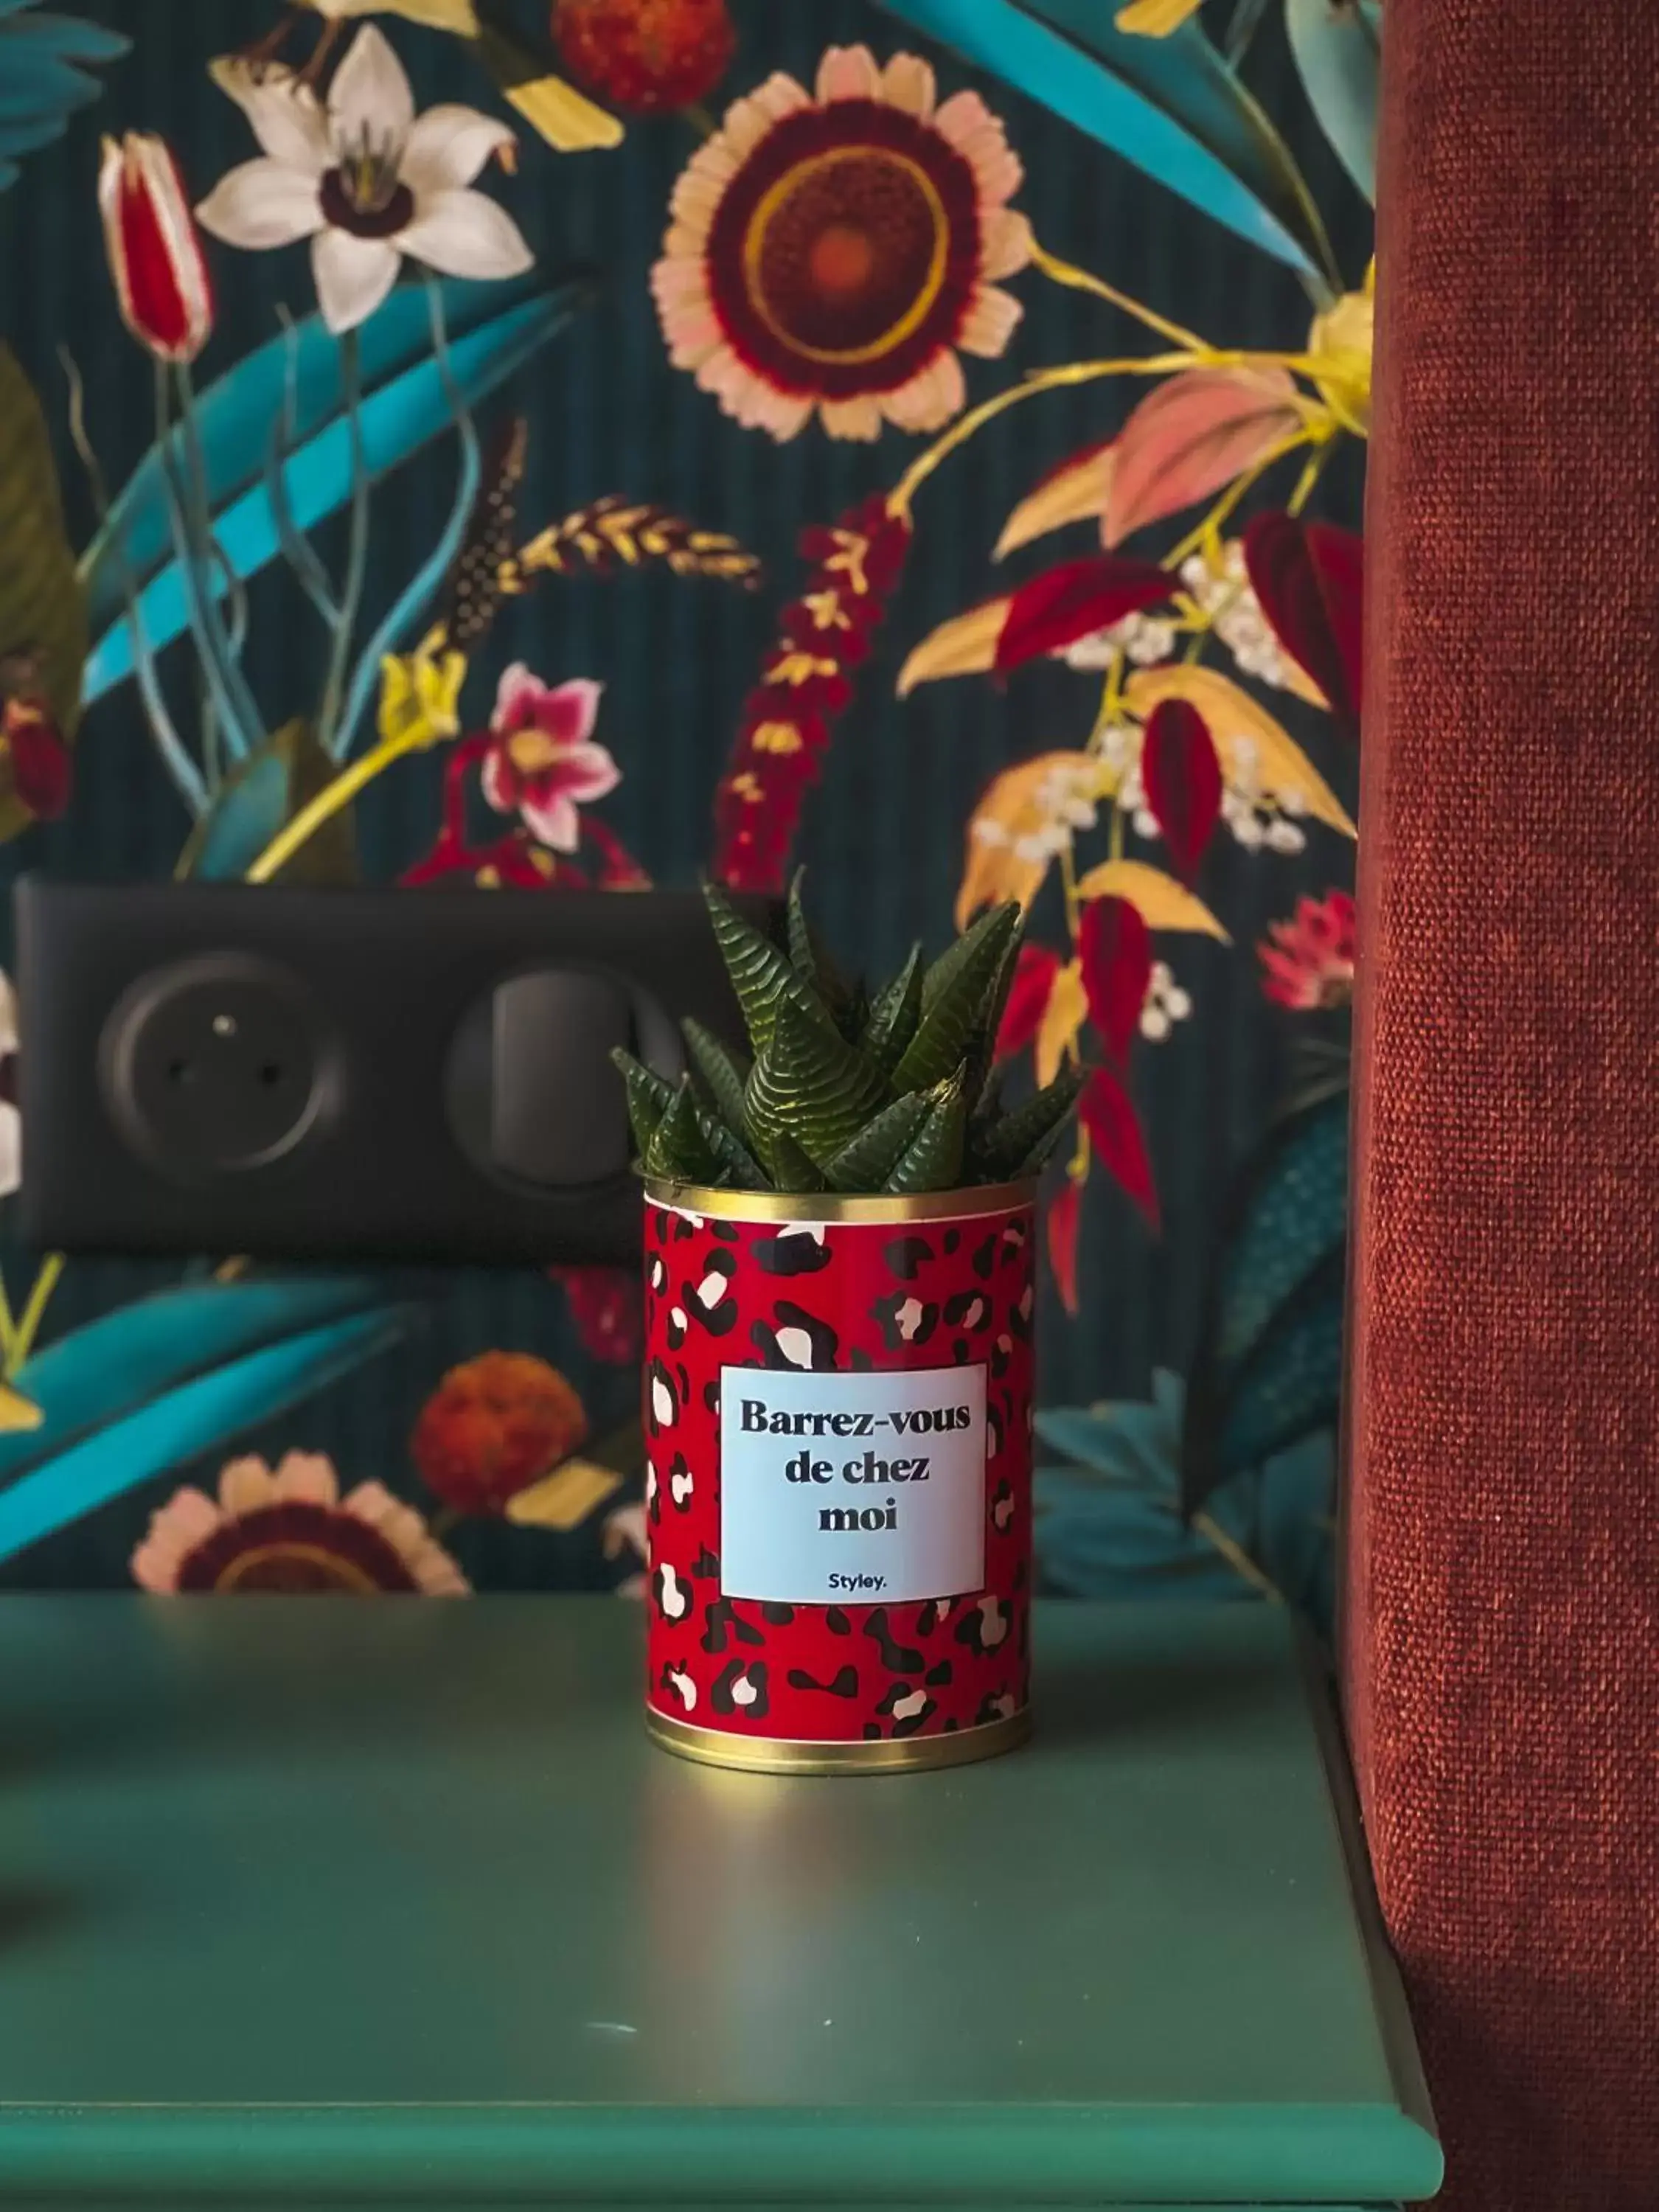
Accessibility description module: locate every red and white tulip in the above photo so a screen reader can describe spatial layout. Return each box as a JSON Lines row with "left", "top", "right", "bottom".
{"left": 98, "top": 132, "right": 215, "bottom": 364}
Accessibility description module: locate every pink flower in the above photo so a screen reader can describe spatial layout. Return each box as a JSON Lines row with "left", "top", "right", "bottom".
{"left": 1258, "top": 889, "right": 1357, "bottom": 1011}
{"left": 482, "top": 663, "right": 619, "bottom": 852}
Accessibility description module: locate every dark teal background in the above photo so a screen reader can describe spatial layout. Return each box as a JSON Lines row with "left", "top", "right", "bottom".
{"left": 0, "top": 0, "right": 1368, "bottom": 1589}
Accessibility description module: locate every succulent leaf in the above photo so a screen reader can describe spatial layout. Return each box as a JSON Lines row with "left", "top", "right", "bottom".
{"left": 744, "top": 996, "right": 890, "bottom": 1168}
{"left": 684, "top": 1017, "right": 751, "bottom": 1135}
{"left": 611, "top": 1048, "right": 678, "bottom": 1158}
{"left": 975, "top": 1063, "right": 1088, "bottom": 1180}
{"left": 862, "top": 941, "right": 924, "bottom": 1078}
{"left": 643, "top": 1077, "right": 723, "bottom": 1185}
{"left": 884, "top": 1069, "right": 968, "bottom": 1195}
{"left": 785, "top": 866, "right": 853, "bottom": 1018}
{"left": 705, "top": 881, "right": 835, "bottom": 1058}
{"left": 919, "top": 900, "right": 1021, "bottom": 1014}
{"left": 823, "top": 1090, "right": 932, "bottom": 1192}
{"left": 891, "top": 903, "right": 1022, "bottom": 1096}
{"left": 769, "top": 1128, "right": 824, "bottom": 1194}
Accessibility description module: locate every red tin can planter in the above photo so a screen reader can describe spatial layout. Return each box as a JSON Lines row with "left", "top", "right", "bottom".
{"left": 641, "top": 1178, "right": 1035, "bottom": 1773}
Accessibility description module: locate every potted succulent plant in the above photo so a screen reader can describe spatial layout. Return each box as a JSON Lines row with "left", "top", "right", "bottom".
{"left": 613, "top": 880, "right": 1081, "bottom": 1773}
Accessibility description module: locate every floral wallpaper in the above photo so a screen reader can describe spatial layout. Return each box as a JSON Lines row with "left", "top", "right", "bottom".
{"left": 0, "top": 0, "right": 1374, "bottom": 1622}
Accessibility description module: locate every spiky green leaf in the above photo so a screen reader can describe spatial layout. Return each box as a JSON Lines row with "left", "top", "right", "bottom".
{"left": 786, "top": 866, "right": 853, "bottom": 1017}
{"left": 975, "top": 1063, "right": 1086, "bottom": 1180}
{"left": 643, "top": 1078, "right": 723, "bottom": 1185}
{"left": 744, "top": 997, "right": 889, "bottom": 1169}
{"left": 884, "top": 1071, "right": 968, "bottom": 1194}
{"left": 684, "top": 1017, "right": 751, "bottom": 1136}
{"left": 705, "top": 881, "right": 833, "bottom": 1058}
{"left": 892, "top": 904, "right": 1022, "bottom": 1096}
{"left": 862, "top": 942, "right": 924, "bottom": 1078}
{"left": 769, "top": 1129, "right": 824, "bottom": 1194}
{"left": 824, "top": 1090, "right": 932, "bottom": 1192}
{"left": 919, "top": 900, "right": 1021, "bottom": 1012}
{"left": 966, "top": 925, "right": 1024, "bottom": 1112}
{"left": 611, "top": 1048, "right": 678, "bottom": 1160}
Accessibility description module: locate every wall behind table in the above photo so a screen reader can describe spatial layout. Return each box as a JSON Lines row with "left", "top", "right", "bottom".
{"left": 0, "top": 0, "right": 1370, "bottom": 1590}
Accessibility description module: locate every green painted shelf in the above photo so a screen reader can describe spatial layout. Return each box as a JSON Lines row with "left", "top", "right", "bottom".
{"left": 0, "top": 1597, "right": 1439, "bottom": 2209}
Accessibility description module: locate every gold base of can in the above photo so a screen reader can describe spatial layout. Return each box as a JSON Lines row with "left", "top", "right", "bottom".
{"left": 645, "top": 1704, "right": 1031, "bottom": 1775}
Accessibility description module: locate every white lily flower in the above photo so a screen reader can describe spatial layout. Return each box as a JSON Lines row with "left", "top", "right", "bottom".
{"left": 198, "top": 25, "right": 532, "bottom": 335}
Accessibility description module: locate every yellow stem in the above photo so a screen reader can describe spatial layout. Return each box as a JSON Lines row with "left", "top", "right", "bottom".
{"left": 1058, "top": 838, "right": 1082, "bottom": 942}
{"left": 888, "top": 349, "right": 1338, "bottom": 525}
{"left": 1192, "top": 1509, "right": 1283, "bottom": 1601}
{"left": 1166, "top": 431, "right": 1315, "bottom": 574}
{"left": 1029, "top": 239, "right": 1209, "bottom": 353}
{"left": 246, "top": 727, "right": 422, "bottom": 883}
{"left": 1109, "top": 804, "right": 1126, "bottom": 864}
{"left": 888, "top": 352, "right": 1201, "bottom": 521}
{"left": 9, "top": 1253, "right": 64, "bottom": 1371}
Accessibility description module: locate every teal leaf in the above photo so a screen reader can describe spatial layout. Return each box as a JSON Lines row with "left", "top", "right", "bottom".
{"left": 1195, "top": 1246, "right": 1344, "bottom": 1484}
{"left": 1178, "top": 1089, "right": 1349, "bottom": 1515}
{"left": 875, "top": 0, "right": 1338, "bottom": 291}
{"left": 1036, "top": 1369, "right": 1336, "bottom": 1631}
{"left": 81, "top": 272, "right": 597, "bottom": 703}
{"left": 1209, "top": 1088, "right": 1348, "bottom": 1376}
{"left": 175, "top": 717, "right": 355, "bottom": 884}
{"left": 0, "top": 1279, "right": 414, "bottom": 1564}
{"left": 1286, "top": 0, "right": 1380, "bottom": 205}
{"left": 0, "top": 7, "right": 128, "bottom": 189}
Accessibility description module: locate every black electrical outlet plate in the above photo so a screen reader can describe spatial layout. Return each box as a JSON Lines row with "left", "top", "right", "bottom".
{"left": 15, "top": 879, "right": 772, "bottom": 1267}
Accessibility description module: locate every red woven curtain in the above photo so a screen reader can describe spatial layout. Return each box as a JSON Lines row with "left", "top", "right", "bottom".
{"left": 1346, "top": 4, "right": 1659, "bottom": 2207}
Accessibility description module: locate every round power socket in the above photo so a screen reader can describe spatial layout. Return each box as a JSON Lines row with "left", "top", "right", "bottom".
{"left": 101, "top": 953, "right": 332, "bottom": 1180}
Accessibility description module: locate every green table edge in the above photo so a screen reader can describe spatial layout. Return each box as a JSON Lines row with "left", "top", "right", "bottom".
{"left": 0, "top": 2104, "right": 1442, "bottom": 2204}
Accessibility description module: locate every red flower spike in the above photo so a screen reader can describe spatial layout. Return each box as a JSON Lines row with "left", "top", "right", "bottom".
{"left": 995, "top": 554, "right": 1173, "bottom": 672}
{"left": 2, "top": 698, "right": 71, "bottom": 821}
{"left": 714, "top": 498, "right": 913, "bottom": 891}
{"left": 1243, "top": 512, "right": 1365, "bottom": 728}
{"left": 1141, "top": 699, "right": 1222, "bottom": 879}
{"left": 1079, "top": 1065, "right": 1160, "bottom": 1231}
{"left": 1046, "top": 1176, "right": 1082, "bottom": 1315}
{"left": 1078, "top": 895, "right": 1152, "bottom": 1065}
{"left": 995, "top": 942, "right": 1061, "bottom": 1063}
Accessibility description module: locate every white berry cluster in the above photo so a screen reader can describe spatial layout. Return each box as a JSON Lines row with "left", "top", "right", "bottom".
{"left": 1179, "top": 543, "right": 1303, "bottom": 694}
{"left": 1140, "top": 961, "right": 1193, "bottom": 1043}
{"left": 1062, "top": 608, "right": 1180, "bottom": 672}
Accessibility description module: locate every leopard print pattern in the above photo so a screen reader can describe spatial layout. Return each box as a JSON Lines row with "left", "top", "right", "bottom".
{"left": 643, "top": 1195, "right": 1034, "bottom": 1745}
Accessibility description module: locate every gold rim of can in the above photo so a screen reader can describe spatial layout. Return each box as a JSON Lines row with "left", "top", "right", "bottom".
{"left": 646, "top": 1704, "right": 1032, "bottom": 1775}
{"left": 642, "top": 1178, "right": 1037, "bottom": 1228}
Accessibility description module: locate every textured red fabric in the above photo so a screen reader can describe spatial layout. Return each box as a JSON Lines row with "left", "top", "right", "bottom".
{"left": 1346, "top": 6, "right": 1659, "bottom": 2208}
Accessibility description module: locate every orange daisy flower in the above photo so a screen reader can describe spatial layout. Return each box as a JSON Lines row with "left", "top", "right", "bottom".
{"left": 651, "top": 44, "right": 1032, "bottom": 442}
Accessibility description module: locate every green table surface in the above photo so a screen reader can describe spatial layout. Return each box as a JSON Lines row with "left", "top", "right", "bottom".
{"left": 0, "top": 1597, "right": 1439, "bottom": 2210}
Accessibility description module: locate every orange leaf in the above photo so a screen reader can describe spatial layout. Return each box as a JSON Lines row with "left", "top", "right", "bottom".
{"left": 1035, "top": 959, "right": 1088, "bottom": 1088}
{"left": 1105, "top": 366, "right": 1304, "bottom": 550}
{"left": 896, "top": 597, "right": 1011, "bottom": 695}
{"left": 1122, "top": 664, "right": 1356, "bottom": 835}
{"left": 956, "top": 751, "right": 1087, "bottom": 929}
{"left": 994, "top": 440, "right": 1116, "bottom": 560}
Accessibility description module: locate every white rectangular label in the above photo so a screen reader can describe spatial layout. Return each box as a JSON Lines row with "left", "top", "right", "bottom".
{"left": 718, "top": 1364, "right": 987, "bottom": 1604}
